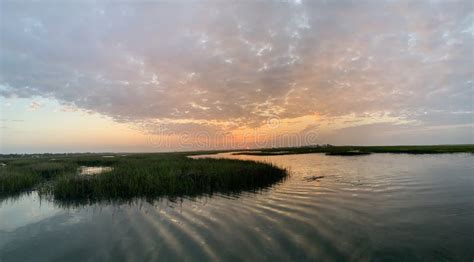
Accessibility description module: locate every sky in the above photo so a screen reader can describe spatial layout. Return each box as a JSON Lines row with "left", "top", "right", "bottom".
{"left": 1, "top": 0, "right": 473, "bottom": 153}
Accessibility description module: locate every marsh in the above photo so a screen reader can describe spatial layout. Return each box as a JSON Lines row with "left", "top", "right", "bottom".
{"left": 1, "top": 152, "right": 473, "bottom": 261}
{"left": 1, "top": 0, "right": 473, "bottom": 261}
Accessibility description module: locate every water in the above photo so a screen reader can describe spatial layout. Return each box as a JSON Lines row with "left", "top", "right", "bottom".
{"left": 1, "top": 153, "right": 473, "bottom": 261}
{"left": 78, "top": 166, "right": 113, "bottom": 176}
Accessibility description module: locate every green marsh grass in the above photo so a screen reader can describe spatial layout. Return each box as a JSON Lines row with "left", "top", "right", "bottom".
{"left": 0, "top": 159, "right": 78, "bottom": 198}
{"left": 0, "top": 153, "right": 288, "bottom": 205}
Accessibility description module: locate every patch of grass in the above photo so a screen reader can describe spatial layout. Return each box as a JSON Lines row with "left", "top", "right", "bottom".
{"left": 0, "top": 153, "right": 287, "bottom": 205}
{"left": 29, "top": 162, "right": 78, "bottom": 179}
{"left": 0, "top": 168, "right": 40, "bottom": 198}
{"left": 0, "top": 160, "right": 78, "bottom": 198}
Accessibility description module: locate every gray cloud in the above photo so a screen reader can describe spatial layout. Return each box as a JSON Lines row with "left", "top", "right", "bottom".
{"left": 320, "top": 122, "right": 474, "bottom": 146}
{"left": 1, "top": 0, "right": 473, "bottom": 139}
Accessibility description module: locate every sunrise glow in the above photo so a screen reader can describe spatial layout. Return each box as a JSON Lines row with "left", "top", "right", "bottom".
{"left": 1, "top": 1, "right": 472, "bottom": 153}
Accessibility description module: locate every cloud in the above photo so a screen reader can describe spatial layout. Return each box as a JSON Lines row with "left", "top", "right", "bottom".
{"left": 320, "top": 122, "right": 474, "bottom": 146}
{"left": 0, "top": 0, "right": 472, "bottom": 141}
{"left": 28, "top": 101, "right": 42, "bottom": 111}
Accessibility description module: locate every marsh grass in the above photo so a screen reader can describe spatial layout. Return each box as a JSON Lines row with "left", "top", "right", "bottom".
{"left": 0, "top": 160, "right": 78, "bottom": 198}
{"left": 0, "top": 153, "right": 287, "bottom": 205}
{"left": 0, "top": 169, "right": 39, "bottom": 198}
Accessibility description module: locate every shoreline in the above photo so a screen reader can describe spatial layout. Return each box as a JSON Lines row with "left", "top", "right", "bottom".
{"left": 229, "top": 145, "right": 474, "bottom": 156}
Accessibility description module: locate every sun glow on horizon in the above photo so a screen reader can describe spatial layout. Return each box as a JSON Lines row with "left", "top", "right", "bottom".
{"left": 1, "top": 1, "right": 473, "bottom": 153}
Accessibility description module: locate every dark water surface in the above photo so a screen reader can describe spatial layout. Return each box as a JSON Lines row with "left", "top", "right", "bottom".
{"left": 1, "top": 153, "right": 473, "bottom": 261}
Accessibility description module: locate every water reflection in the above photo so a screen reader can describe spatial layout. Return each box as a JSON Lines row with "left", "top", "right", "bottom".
{"left": 78, "top": 166, "right": 113, "bottom": 176}
{"left": 0, "top": 192, "right": 62, "bottom": 232}
{"left": 1, "top": 153, "right": 473, "bottom": 261}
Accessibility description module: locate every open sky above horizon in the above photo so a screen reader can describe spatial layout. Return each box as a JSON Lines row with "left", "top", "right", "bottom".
{"left": 1, "top": 0, "right": 473, "bottom": 153}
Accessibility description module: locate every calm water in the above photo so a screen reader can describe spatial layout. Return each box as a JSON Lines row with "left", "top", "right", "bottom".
{"left": 79, "top": 166, "right": 113, "bottom": 176}
{"left": 1, "top": 153, "right": 473, "bottom": 261}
